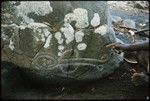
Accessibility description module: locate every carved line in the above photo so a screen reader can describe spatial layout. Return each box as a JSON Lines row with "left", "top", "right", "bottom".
{"left": 53, "top": 63, "right": 105, "bottom": 74}
{"left": 59, "top": 58, "right": 109, "bottom": 64}
{"left": 31, "top": 52, "right": 110, "bottom": 71}
{"left": 31, "top": 53, "right": 58, "bottom": 70}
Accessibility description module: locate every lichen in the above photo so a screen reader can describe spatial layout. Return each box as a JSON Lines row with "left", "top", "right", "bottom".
{"left": 60, "top": 23, "right": 74, "bottom": 44}
{"left": 43, "top": 28, "right": 50, "bottom": 37}
{"left": 19, "top": 25, "right": 26, "bottom": 30}
{"left": 64, "top": 8, "right": 89, "bottom": 28}
{"left": 77, "top": 43, "right": 87, "bottom": 50}
{"left": 54, "top": 32, "right": 64, "bottom": 44}
{"left": 75, "top": 30, "right": 84, "bottom": 43}
{"left": 58, "top": 45, "right": 65, "bottom": 51}
{"left": 58, "top": 52, "right": 63, "bottom": 57}
{"left": 94, "top": 24, "right": 108, "bottom": 35}
{"left": 41, "top": 34, "right": 45, "bottom": 42}
{"left": 9, "top": 39, "right": 15, "bottom": 50}
{"left": 44, "top": 34, "right": 52, "bottom": 48}
{"left": 1, "top": 31, "right": 7, "bottom": 40}
{"left": 90, "top": 13, "right": 100, "bottom": 27}
{"left": 16, "top": 1, "right": 53, "bottom": 24}
{"left": 27, "top": 22, "right": 48, "bottom": 30}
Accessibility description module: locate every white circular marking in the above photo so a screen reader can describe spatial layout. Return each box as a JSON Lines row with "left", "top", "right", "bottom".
{"left": 77, "top": 43, "right": 87, "bottom": 50}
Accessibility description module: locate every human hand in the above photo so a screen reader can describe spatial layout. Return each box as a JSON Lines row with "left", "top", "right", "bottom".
{"left": 106, "top": 43, "right": 129, "bottom": 53}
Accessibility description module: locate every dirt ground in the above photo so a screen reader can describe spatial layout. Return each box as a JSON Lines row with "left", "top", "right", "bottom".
{"left": 1, "top": 60, "right": 149, "bottom": 100}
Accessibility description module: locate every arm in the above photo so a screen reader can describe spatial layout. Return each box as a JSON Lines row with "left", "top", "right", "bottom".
{"left": 123, "top": 40, "right": 149, "bottom": 51}
{"left": 106, "top": 40, "right": 149, "bottom": 51}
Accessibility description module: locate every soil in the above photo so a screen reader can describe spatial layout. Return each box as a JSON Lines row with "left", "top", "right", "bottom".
{"left": 1, "top": 60, "right": 149, "bottom": 100}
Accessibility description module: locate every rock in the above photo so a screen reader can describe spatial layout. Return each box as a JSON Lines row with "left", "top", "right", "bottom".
{"left": 1, "top": 1, "right": 17, "bottom": 24}
{"left": 127, "top": 1, "right": 149, "bottom": 10}
{"left": 1, "top": 1, "right": 120, "bottom": 83}
{"left": 131, "top": 73, "right": 149, "bottom": 86}
{"left": 111, "top": 15, "right": 122, "bottom": 24}
{"left": 133, "top": 1, "right": 149, "bottom": 10}
{"left": 122, "top": 19, "right": 136, "bottom": 29}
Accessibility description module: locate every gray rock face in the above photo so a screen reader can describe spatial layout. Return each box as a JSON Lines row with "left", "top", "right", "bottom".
{"left": 122, "top": 19, "right": 136, "bottom": 29}
{"left": 111, "top": 15, "right": 122, "bottom": 24}
{"left": 1, "top": 1, "right": 120, "bottom": 82}
{"left": 127, "top": 1, "right": 149, "bottom": 10}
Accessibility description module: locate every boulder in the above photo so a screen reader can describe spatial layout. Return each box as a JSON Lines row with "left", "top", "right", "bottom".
{"left": 133, "top": 1, "right": 149, "bottom": 10}
{"left": 1, "top": 1, "right": 120, "bottom": 83}
{"left": 111, "top": 15, "right": 122, "bottom": 24}
{"left": 122, "top": 19, "right": 136, "bottom": 29}
{"left": 127, "top": 1, "right": 149, "bottom": 10}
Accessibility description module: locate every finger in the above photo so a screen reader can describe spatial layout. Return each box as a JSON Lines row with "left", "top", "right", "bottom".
{"left": 105, "top": 43, "right": 117, "bottom": 48}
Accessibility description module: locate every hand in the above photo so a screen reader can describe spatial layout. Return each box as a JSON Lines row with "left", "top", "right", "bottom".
{"left": 106, "top": 43, "right": 129, "bottom": 53}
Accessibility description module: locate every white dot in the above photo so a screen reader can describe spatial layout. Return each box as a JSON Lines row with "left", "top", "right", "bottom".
{"left": 77, "top": 43, "right": 87, "bottom": 50}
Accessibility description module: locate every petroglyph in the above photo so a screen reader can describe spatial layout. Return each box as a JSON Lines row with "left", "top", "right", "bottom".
{"left": 31, "top": 53, "right": 57, "bottom": 70}
{"left": 2, "top": 1, "right": 120, "bottom": 82}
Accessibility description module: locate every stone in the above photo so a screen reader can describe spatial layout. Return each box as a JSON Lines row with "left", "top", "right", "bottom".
{"left": 111, "top": 15, "right": 122, "bottom": 24}
{"left": 131, "top": 73, "right": 149, "bottom": 86}
{"left": 133, "top": 1, "right": 149, "bottom": 10}
{"left": 1, "top": 2, "right": 17, "bottom": 24}
{"left": 122, "top": 19, "right": 136, "bottom": 29}
{"left": 1, "top": 1, "right": 120, "bottom": 83}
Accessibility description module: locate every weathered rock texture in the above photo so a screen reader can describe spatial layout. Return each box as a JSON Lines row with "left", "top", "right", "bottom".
{"left": 1, "top": 1, "right": 120, "bottom": 82}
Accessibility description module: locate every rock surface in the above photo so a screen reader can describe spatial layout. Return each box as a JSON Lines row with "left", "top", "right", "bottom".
{"left": 111, "top": 15, "right": 122, "bottom": 24}
{"left": 1, "top": 1, "right": 120, "bottom": 82}
{"left": 1, "top": 1, "right": 149, "bottom": 100}
{"left": 122, "top": 19, "right": 136, "bottom": 29}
